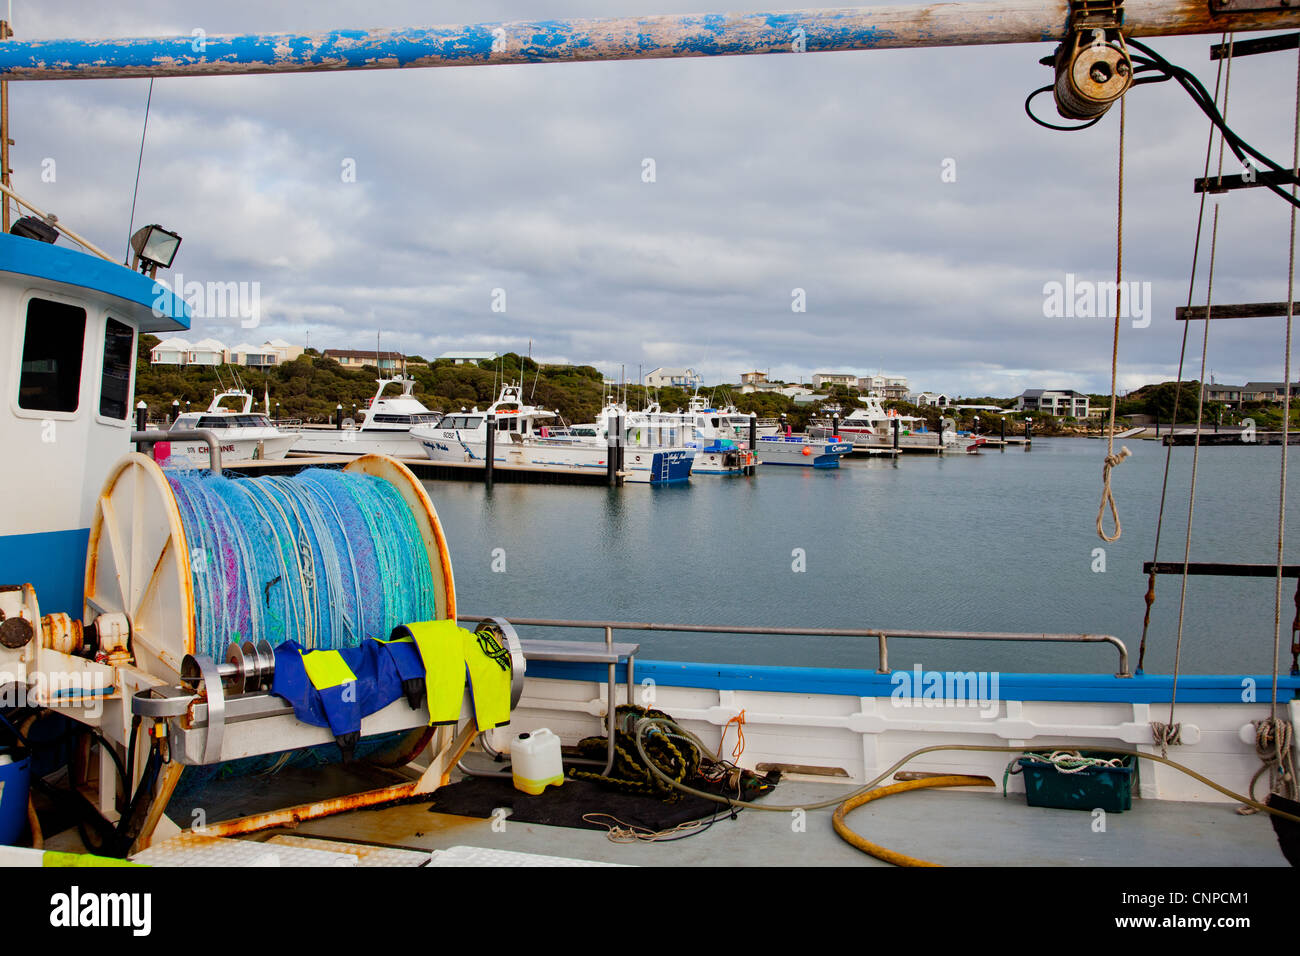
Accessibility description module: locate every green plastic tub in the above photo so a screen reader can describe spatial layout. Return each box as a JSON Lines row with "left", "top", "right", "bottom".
{"left": 1017, "top": 751, "right": 1137, "bottom": 813}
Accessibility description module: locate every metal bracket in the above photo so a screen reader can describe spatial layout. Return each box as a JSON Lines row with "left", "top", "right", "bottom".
{"left": 1069, "top": 0, "right": 1125, "bottom": 32}
{"left": 181, "top": 654, "right": 225, "bottom": 764}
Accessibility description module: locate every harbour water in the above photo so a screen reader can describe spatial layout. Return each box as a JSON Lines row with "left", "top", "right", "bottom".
{"left": 426, "top": 437, "right": 1300, "bottom": 676}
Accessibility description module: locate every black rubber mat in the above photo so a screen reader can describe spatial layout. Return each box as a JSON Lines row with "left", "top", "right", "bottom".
{"left": 427, "top": 774, "right": 740, "bottom": 833}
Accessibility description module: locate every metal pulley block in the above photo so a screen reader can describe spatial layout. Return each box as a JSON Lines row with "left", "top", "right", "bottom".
{"left": 1051, "top": 1, "right": 1132, "bottom": 121}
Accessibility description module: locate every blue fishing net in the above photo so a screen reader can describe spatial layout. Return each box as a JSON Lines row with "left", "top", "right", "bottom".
{"left": 167, "top": 468, "right": 436, "bottom": 660}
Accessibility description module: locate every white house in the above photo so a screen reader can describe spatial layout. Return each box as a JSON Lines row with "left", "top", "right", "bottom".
{"left": 778, "top": 385, "right": 814, "bottom": 398}
{"left": 264, "top": 338, "right": 304, "bottom": 363}
{"left": 739, "top": 381, "right": 784, "bottom": 394}
{"left": 150, "top": 337, "right": 190, "bottom": 365}
{"left": 811, "top": 372, "right": 856, "bottom": 388}
{"left": 913, "top": 392, "right": 950, "bottom": 407}
{"left": 644, "top": 367, "right": 703, "bottom": 389}
{"left": 1016, "top": 389, "right": 1090, "bottom": 417}
{"left": 187, "top": 338, "right": 228, "bottom": 366}
{"left": 859, "top": 375, "right": 910, "bottom": 401}
{"left": 231, "top": 343, "right": 278, "bottom": 368}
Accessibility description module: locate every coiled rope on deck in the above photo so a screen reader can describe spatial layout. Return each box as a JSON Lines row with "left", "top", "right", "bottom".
{"left": 168, "top": 468, "right": 436, "bottom": 660}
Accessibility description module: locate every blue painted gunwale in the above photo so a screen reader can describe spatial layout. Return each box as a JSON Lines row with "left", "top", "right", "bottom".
{"left": 526, "top": 658, "right": 1300, "bottom": 704}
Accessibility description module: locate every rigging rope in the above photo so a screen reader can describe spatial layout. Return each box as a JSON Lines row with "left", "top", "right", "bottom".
{"left": 124, "top": 78, "right": 153, "bottom": 265}
{"left": 1097, "top": 95, "right": 1130, "bottom": 542}
{"left": 167, "top": 467, "right": 436, "bottom": 660}
{"left": 1238, "top": 42, "right": 1300, "bottom": 813}
{"left": 1166, "top": 205, "right": 1220, "bottom": 741}
{"left": 1136, "top": 38, "right": 1228, "bottom": 674}
{"left": 1274, "top": 45, "right": 1300, "bottom": 721}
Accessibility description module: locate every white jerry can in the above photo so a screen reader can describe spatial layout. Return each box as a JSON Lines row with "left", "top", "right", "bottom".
{"left": 511, "top": 728, "right": 565, "bottom": 795}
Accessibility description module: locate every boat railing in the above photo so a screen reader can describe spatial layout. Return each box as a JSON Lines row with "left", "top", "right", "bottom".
{"left": 131, "top": 429, "right": 223, "bottom": 475}
{"left": 457, "top": 615, "right": 1131, "bottom": 678}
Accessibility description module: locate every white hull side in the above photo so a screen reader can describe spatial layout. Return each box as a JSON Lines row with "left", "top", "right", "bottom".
{"left": 163, "top": 432, "right": 299, "bottom": 463}
{"left": 505, "top": 678, "right": 1299, "bottom": 805}
{"left": 418, "top": 435, "right": 694, "bottom": 483}
{"left": 291, "top": 430, "right": 425, "bottom": 458}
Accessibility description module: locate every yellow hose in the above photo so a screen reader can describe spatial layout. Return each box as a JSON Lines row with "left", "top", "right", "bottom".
{"left": 832, "top": 775, "right": 994, "bottom": 866}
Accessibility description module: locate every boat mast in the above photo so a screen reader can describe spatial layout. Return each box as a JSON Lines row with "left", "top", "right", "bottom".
{"left": 1, "top": 3, "right": 1298, "bottom": 82}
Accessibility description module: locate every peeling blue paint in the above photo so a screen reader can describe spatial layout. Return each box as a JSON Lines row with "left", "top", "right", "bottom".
{"left": 0, "top": 13, "right": 917, "bottom": 80}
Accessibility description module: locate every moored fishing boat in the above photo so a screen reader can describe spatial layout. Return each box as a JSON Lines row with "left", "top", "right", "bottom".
{"left": 291, "top": 375, "right": 442, "bottom": 458}
{"left": 410, "top": 387, "right": 694, "bottom": 483}
{"left": 756, "top": 434, "right": 853, "bottom": 467}
{"left": 162, "top": 387, "right": 299, "bottom": 463}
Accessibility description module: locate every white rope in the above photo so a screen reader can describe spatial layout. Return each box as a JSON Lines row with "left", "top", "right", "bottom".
{"left": 1098, "top": 95, "right": 1129, "bottom": 542}
{"left": 1019, "top": 750, "right": 1125, "bottom": 774}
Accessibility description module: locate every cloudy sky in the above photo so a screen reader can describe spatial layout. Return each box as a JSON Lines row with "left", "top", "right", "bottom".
{"left": 5, "top": 1, "right": 1298, "bottom": 397}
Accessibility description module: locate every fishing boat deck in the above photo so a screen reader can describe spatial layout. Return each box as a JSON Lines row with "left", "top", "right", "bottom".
{"left": 202, "top": 775, "right": 1289, "bottom": 867}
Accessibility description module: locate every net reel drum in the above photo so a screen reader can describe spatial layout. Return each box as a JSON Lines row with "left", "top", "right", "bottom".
{"left": 22, "top": 451, "right": 525, "bottom": 849}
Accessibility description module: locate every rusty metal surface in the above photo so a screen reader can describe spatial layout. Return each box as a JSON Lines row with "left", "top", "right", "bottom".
{"left": 198, "top": 781, "right": 421, "bottom": 837}
{"left": 1, "top": 2, "right": 1298, "bottom": 81}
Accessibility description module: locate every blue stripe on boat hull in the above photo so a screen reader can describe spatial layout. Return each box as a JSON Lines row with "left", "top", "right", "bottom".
{"left": 525, "top": 658, "right": 1300, "bottom": 704}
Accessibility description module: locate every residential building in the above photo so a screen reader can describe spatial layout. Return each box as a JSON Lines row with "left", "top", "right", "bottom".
{"left": 323, "top": 349, "right": 406, "bottom": 372}
{"left": 1241, "top": 381, "right": 1300, "bottom": 403}
{"left": 264, "top": 338, "right": 304, "bottom": 364}
{"left": 186, "top": 339, "right": 228, "bottom": 366}
{"left": 739, "top": 381, "right": 785, "bottom": 394}
{"left": 150, "top": 337, "right": 190, "bottom": 365}
{"left": 811, "top": 373, "right": 857, "bottom": 388}
{"left": 438, "top": 351, "right": 500, "bottom": 365}
{"left": 913, "top": 392, "right": 950, "bottom": 408}
{"left": 644, "top": 367, "right": 703, "bottom": 389}
{"left": 231, "top": 343, "right": 278, "bottom": 368}
{"left": 779, "top": 385, "right": 814, "bottom": 398}
{"left": 740, "top": 371, "right": 768, "bottom": 385}
{"left": 1016, "top": 388, "right": 1090, "bottom": 417}
{"left": 858, "top": 374, "right": 910, "bottom": 401}
{"left": 1202, "top": 383, "right": 1243, "bottom": 404}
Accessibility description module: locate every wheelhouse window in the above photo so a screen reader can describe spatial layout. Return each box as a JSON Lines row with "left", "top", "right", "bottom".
{"left": 99, "top": 317, "right": 135, "bottom": 419}
{"left": 18, "top": 298, "right": 86, "bottom": 412}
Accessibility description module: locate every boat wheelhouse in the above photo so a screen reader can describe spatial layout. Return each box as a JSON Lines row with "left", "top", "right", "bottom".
{"left": 165, "top": 387, "right": 299, "bottom": 463}
{"left": 292, "top": 375, "right": 442, "bottom": 457}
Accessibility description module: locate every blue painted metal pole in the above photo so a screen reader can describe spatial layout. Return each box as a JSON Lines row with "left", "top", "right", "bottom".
{"left": 2, "top": 3, "right": 1299, "bottom": 81}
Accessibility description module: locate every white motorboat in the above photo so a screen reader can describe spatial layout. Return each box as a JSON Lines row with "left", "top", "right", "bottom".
{"left": 810, "top": 397, "right": 986, "bottom": 452}
{"left": 162, "top": 388, "right": 300, "bottom": 463}
{"left": 411, "top": 386, "right": 695, "bottom": 483}
{"left": 292, "top": 376, "right": 442, "bottom": 458}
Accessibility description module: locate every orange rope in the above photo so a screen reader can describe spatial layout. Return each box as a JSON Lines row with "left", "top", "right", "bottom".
{"left": 719, "top": 709, "right": 746, "bottom": 761}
